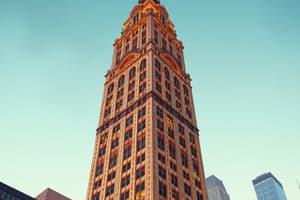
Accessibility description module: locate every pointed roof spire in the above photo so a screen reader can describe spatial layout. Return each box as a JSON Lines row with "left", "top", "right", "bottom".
{"left": 138, "top": 0, "right": 160, "bottom": 4}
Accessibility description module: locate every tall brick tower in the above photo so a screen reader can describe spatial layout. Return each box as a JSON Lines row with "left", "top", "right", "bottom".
{"left": 87, "top": 0, "right": 207, "bottom": 199}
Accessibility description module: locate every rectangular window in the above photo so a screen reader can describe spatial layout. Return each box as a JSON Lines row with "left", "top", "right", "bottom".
{"left": 95, "top": 164, "right": 104, "bottom": 176}
{"left": 137, "top": 136, "right": 146, "bottom": 151}
{"left": 138, "top": 120, "right": 146, "bottom": 133}
{"left": 169, "top": 143, "right": 176, "bottom": 159}
{"left": 98, "top": 147, "right": 106, "bottom": 158}
{"left": 155, "top": 83, "right": 162, "bottom": 93}
{"left": 105, "top": 184, "right": 114, "bottom": 197}
{"left": 157, "top": 135, "right": 164, "bottom": 150}
{"left": 179, "top": 137, "right": 186, "bottom": 148}
{"left": 107, "top": 171, "right": 116, "bottom": 181}
{"left": 157, "top": 120, "right": 164, "bottom": 131}
{"left": 138, "top": 107, "right": 146, "bottom": 119}
{"left": 139, "top": 83, "right": 146, "bottom": 93}
{"left": 139, "top": 72, "right": 147, "bottom": 82}
{"left": 123, "top": 146, "right": 132, "bottom": 160}
{"left": 117, "top": 89, "right": 124, "bottom": 98}
{"left": 127, "top": 92, "right": 135, "bottom": 102}
{"left": 174, "top": 77, "right": 180, "bottom": 88}
{"left": 167, "top": 128, "right": 174, "bottom": 139}
{"left": 111, "top": 138, "right": 119, "bottom": 149}
{"left": 159, "top": 182, "right": 167, "bottom": 198}
{"left": 109, "top": 154, "right": 118, "bottom": 169}
{"left": 121, "top": 175, "right": 130, "bottom": 188}
{"left": 125, "top": 116, "right": 134, "bottom": 127}
{"left": 181, "top": 152, "right": 188, "bottom": 168}
{"left": 158, "top": 166, "right": 166, "bottom": 179}
{"left": 191, "top": 146, "right": 197, "bottom": 157}
{"left": 125, "top": 129, "right": 133, "bottom": 141}
{"left": 122, "top": 162, "right": 131, "bottom": 173}
{"left": 178, "top": 124, "right": 185, "bottom": 134}
{"left": 170, "top": 161, "right": 177, "bottom": 172}
{"left": 136, "top": 153, "right": 145, "bottom": 165}
{"left": 113, "top": 124, "right": 120, "bottom": 134}
{"left": 170, "top": 174, "right": 178, "bottom": 187}
{"left": 142, "top": 31, "right": 146, "bottom": 45}
{"left": 120, "top": 191, "right": 130, "bottom": 200}
{"left": 136, "top": 166, "right": 145, "bottom": 180}
{"left": 184, "top": 184, "right": 191, "bottom": 196}
{"left": 128, "top": 81, "right": 135, "bottom": 90}
{"left": 158, "top": 153, "right": 165, "bottom": 163}
{"left": 156, "top": 106, "right": 163, "bottom": 118}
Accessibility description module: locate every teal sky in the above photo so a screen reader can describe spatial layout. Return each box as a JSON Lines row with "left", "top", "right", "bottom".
{"left": 0, "top": 0, "right": 299, "bottom": 199}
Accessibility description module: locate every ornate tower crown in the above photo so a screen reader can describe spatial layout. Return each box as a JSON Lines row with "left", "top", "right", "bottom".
{"left": 138, "top": 0, "right": 160, "bottom": 4}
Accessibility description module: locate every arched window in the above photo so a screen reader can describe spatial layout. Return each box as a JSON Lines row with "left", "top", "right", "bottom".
{"left": 129, "top": 67, "right": 136, "bottom": 80}
{"left": 155, "top": 59, "right": 161, "bottom": 71}
{"left": 164, "top": 67, "right": 170, "bottom": 80}
{"left": 118, "top": 75, "right": 125, "bottom": 87}
{"left": 140, "top": 59, "right": 147, "bottom": 71}
{"left": 107, "top": 83, "right": 114, "bottom": 95}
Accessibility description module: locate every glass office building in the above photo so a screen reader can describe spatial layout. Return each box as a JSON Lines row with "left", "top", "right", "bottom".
{"left": 253, "top": 172, "right": 288, "bottom": 200}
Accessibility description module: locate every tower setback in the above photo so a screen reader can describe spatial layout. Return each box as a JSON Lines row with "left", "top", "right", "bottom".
{"left": 87, "top": 1, "right": 207, "bottom": 199}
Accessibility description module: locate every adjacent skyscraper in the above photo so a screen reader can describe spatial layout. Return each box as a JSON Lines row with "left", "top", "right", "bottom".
{"left": 87, "top": 0, "right": 207, "bottom": 199}
{"left": 253, "top": 172, "right": 288, "bottom": 200}
{"left": 206, "top": 175, "right": 230, "bottom": 200}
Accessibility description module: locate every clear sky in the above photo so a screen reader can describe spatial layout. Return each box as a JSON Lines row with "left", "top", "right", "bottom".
{"left": 0, "top": 0, "right": 299, "bottom": 199}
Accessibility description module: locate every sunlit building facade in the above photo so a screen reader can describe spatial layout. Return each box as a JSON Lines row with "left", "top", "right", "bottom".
{"left": 87, "top": 0, "right": 207, "bottom": 199}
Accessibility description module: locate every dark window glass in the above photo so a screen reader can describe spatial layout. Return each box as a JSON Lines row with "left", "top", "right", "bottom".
{"left": 137, "top": 137, "right": 146, "bottom": 151}
{"left": 138, "top": 120, "right": 146, "bottom": 133}
{"left": 156, "top": 106, "right": 163, "bottom": 118}
{"left": 140, "top": 59, "right": 147, "bottom": 71}
{"left": 117, "top": 89, "right": 124, "bottom": 98}
{"left": 157, "top": 135, "right": 164, "bottom": 150}
{"left": 111, "top": 138, "right": 119, "bottom": 149}
{"left": 178, "top": 124, "right": 185, "bottom": 134}
{"left": 167, "top": 128, "right": 174, "bottom": 139}
{"left": 158, "top": 153, "right": 165, "bottom": 163}
{"left": 107, "top": 83, "right": 114, "bottom": 95}
{"left": 129, "top": 67, "right": 136, "bottom": 80}
{"left": 159, "top": 182, "right": 167, "bottom": 198}
{"left": 122, "top": 162, "right": 131, "bottom": 173}
{"left": 164, "top": 68, "right": 170, "bottom": 80}
{"left": 184, "top": 184, "right": 191, "bottom": 196}
{"left": 127, "top": 92, "right": 135, "bottom": 102}
{"left": 118, "top": 75, "right": 125, "bottom": 87}
{"left": 158, "top": 166, "right": 166, "bottom": 179}
{"left": 174, "top": 77, "right": 179, "bottom": 88}
{"left": 128, "top": 81, "right": 135, "bottom": 90}
{"left": 170, "top": 174, "right": 178, "bottom": 187}
{"left": 98, "top": 147, "right": 106, "bottom": 157}
{"left": 136, "top": 166, "right": 145, "bottom": 180}
{"left": 107, "top": 171, "right": 116, "bottom": 181}
{"left": 169, "top": 143, "right": 176, "bottom": 159}
{"left": 125, "top": 129, "right": 133, "bottom": 141}
{"left": 121, "top": 175, "right": 130, "bottom": 188}
{"left": 140, "top": 71, "right": 147, "bottom": 82}
{"left": 165, "top": 81, "right": 170, "bottom": 90}
{"left": 95, "top": 164, "right": 104, "bottom": 176}
{"left": 120, "top": 191, "right": 130, "bottom": 200}
{"left": 138, "top": 107, "right": 146, "bottom": 119}
{"left": 155, "top": 59, "right": 161, "bottom": 71}
{"left": 157, "top": 120, "right": 164, "bottom": 131}
{"left": 139, "top": 83, "right": 146, "bottom": 93}
{"left": 123, "top": 146, "right": 132, "bottom": 160}
{"left": 179, "top": 137, "right": 186, "bottom": 148}
{"left": 106, "top": 184, "right": 115, "bottom": 196}
{"left": 136, "top": 182, "right": 145, "bottom": 193}
{"left": 181, "top": 152, "right": 188, "bottom": 168}
{"left": 109, "top": 154, "right": 118, "bottom": 168}
{"left": 191, "top": 146, "right": 197, "bottom": 157}
{"left": 136, "top": 153, "right": 145, "bottom": 165}
{"left": 170, "top": 161, "right": 177, "bottom": 172}
{"left": 125, "top": 116, "right": 134, "bottom": 127}
{"left": 183, "top": 85, "right": 189, "bottom": 96}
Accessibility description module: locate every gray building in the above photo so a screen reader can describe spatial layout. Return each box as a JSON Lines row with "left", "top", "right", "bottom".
{"left": 253, "top": 172, "right": 288, "bottom": 200}
{"left": 206, "top": 175, "right": 230, "bottom": 200}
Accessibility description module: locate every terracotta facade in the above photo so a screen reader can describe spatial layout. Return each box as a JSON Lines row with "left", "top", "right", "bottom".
{"left": 87, "top": 1, "right": 207, "bottom": 199}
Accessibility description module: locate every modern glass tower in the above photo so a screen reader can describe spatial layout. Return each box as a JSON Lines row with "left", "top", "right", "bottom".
{"left": 206, "top": 175, "right": 230, "bottom": 200}
{"left": 253, "top": 172, "right": 288, "bottom": 200}
{"left": 87, "top": 0, "right": 207, "bottom": 199}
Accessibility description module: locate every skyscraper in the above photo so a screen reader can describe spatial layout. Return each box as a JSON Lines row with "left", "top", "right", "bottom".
{"left": 87, "top": 0, "right": 207, "bottom": 199}
{"left": 253, "top": 172, "right": 288, "bottom": 200}
{"left": 205, "top": 175, "right": 230, "bottom": 200}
